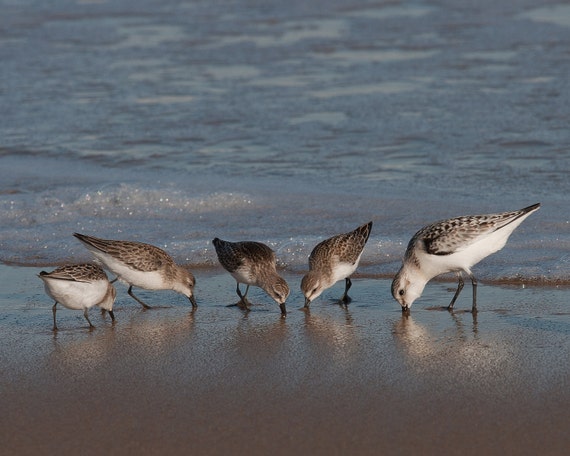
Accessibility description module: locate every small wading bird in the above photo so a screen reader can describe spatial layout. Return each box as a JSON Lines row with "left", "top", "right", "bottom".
{"left": 391, "top": 203, "right": 540, "bottom": 313}
{"left": 73, "top": 233, "right": 197, "bottom": 309}
{"left": 301, "top": 221, "right": 373, "bottom": 309}
{"left": 212, "top": 237, "right": 290, "bottom": 315}
{"left": 39, "top": 263, "right": 116, "bottom": 331}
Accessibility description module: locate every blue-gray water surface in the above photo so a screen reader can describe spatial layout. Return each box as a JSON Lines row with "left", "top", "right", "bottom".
{"left": 1, "top": 0, "right": 569, "bottom": 283}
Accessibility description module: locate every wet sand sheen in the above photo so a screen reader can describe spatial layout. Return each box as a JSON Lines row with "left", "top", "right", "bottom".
{"left": 1, "top": 266, "right": 569, "bottom": 455}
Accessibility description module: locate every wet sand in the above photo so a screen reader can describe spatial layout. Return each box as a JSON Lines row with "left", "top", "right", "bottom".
{"left": 1, "top": 264, "right": 569, "bottom": 455}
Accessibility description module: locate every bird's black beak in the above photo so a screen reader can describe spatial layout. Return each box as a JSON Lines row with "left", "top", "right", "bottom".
{"left": 279, "top": 303, "right": 287, "bottom": 316}
{"left": 108, "top": 310, "right": 115, "bottom": 321}
{"left": 189, "top": 295, "right": 197, "bottom": 308}
{"left": 304, "top": 297, "right": 311, "bottom": 309}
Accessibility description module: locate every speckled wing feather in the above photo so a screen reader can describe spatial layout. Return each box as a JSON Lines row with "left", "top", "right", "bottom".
{"left": 309, "top": 221, "right": 372, "bottom": 268}
{"left": 409, "top": 206, "right": 538, "bottom": 256}
{"left": 213, "top": 238, "right": 276, "bottom": 273}
{"left": 74, "top": 233, "right": 172, "bottom": 271}
{"left": 39, "top": 264, "right": 107, "bottom": 282}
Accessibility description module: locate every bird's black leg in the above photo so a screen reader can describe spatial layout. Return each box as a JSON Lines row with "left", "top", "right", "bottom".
{"left": 128, "top": 285, "right": 152, "bottom": 309}
{"left": 447, "top": 273, "right": 464, "bottom": 310}
{"left": 340, "top": 277, "right": 352, "bottom": 304}
{"left": 84, "top": 309, "right": 95, "bottom": 329}
{"left": 52, "top": 302, "right": 58, "bottom": 332}
{"left": 470, "top": 274, "right": 478, "bottom": 314}
{"left": 235, "top": 284, "right": 250, "bottom": 310}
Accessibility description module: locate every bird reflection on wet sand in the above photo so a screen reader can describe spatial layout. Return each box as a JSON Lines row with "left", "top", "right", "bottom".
{"left": 47, "top": 308, "right": 197, "bottom": 374}
{"left": 302, "top": 305, "right": 358, "bottom": 365}
{"left": 391, "top": 310, "right": 515, "bottom": 382}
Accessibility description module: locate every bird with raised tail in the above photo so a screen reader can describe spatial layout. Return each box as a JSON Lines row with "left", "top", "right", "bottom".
{"left": 391, "top": 203, "right": 540, "bottom": 313}
{"left": 39, "top": 263, "right": 116, "bottom": 331}
{"left": 301, "top": 221, "right": 373, "bottom": 309}
{"left": 73, "top": 233, "right": 197, "bottom": 309}
{"left": 212, "top": 237, "right": 290, "bottom": 315}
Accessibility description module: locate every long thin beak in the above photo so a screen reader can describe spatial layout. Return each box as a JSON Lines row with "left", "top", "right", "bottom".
{"left": 108, "top": 310, "right": 115, "bottom": 321}
{"left": 279, "top": 303, "right": 287, "bottom": 316}
{"left": 189, "top": 295, "right": 197, "bottom": 308}
{"left": 304, "top": 297, "right": 311, "bottom": 308}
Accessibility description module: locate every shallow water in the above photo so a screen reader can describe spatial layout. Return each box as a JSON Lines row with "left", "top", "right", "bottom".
{"left": 1, "top": 0, "right": 569, "bottom": 285}
{"left": 2, "top": 265, "right": 570, "bottom": 455}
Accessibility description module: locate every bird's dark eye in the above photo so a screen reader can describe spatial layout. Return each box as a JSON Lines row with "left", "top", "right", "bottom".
{"left": 399, "top": 289, "right": 405, "bottom": 296}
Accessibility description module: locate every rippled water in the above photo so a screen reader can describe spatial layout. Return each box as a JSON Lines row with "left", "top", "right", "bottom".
{"left": 1, "top": 0, "right": 569, "bottom": 283}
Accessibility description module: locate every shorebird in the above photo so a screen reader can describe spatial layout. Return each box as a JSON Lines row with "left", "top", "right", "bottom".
{"left": 301, "top": 221, "right": 373, "bottom": 309}
{"left": 212, "top": 237, "right": 290, "bottom": 315}
{"left": 73, "top": 233, "right": 197, "bottom": 309}
{"left": 39, "top": 263, "right": 116, "bottom": 331}
{"left": 391, "top": 203, "right": 540, "bottom": 313}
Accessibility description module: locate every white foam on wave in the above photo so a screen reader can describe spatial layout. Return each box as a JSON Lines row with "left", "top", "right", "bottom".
{"left": 0, "top": 155, "right": 565, "bottom": 284}
{"left": 0, "top": 181, "right": 254, "bottom": 265}
{"left": 0, "top": 173, "right": 405, "bottom": 270}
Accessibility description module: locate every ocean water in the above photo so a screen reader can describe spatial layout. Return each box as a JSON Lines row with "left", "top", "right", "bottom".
{"left": 1, "top": 0, "right": 569, "bottom": 284}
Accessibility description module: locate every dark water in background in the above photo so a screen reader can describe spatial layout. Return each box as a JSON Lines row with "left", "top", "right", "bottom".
{"left": 1, "top": 0, "right": 569, "bottom": 282}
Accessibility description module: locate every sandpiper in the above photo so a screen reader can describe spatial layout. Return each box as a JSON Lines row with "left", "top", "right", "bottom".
{"left": 301, "top": 221, "right": 373, "bottom": 309}
{"left": 391, "top": 203, "right": 540, "bottom": 313}
{"left": 39, "top": 263, "right": 116, "bottom": 331}
{"left": 212, "top": 237, "right": 290, "bottom": 315}
{"left": 74, "top": 233, "right": 197, "bottom": 309}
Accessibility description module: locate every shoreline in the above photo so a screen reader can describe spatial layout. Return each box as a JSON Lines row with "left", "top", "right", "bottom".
{"left": 1, "top": 265, "right": 570, "bottom": 455}
{"left": 4, "top": 260, "right": 570, "bottom": 287}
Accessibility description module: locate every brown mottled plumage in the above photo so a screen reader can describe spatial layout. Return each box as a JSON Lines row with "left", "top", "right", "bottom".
{"left": 212, "top": 238, "right": 290, "bottom": 315}
{"left": 73, "top": 233, "right": 196, "bottom": 309}
{"left": 39, "top": 263, "right": 116, "bottom": 331}
{"left": 301, "top": 221, "right": 373, "bottom": 308}
{"left": 392, "top": 203, "right": 541, "bottom": 312}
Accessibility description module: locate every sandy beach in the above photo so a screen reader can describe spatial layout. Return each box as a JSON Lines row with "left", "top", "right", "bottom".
{"left": 1, "top": 264, "right": 569, "bottom": 455}
{"left": 2, "top": 0, "right": 570, "bottom": 454}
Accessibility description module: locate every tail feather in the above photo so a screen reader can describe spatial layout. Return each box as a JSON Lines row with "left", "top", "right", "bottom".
{"left": 73, "top": 232, "right": 110, "bottom": 253}
{"left": 355, "top": 221, "right": 373, "bottom": 244}
{"left": 521, "top": 203, "right": 541, "bottom": 214}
